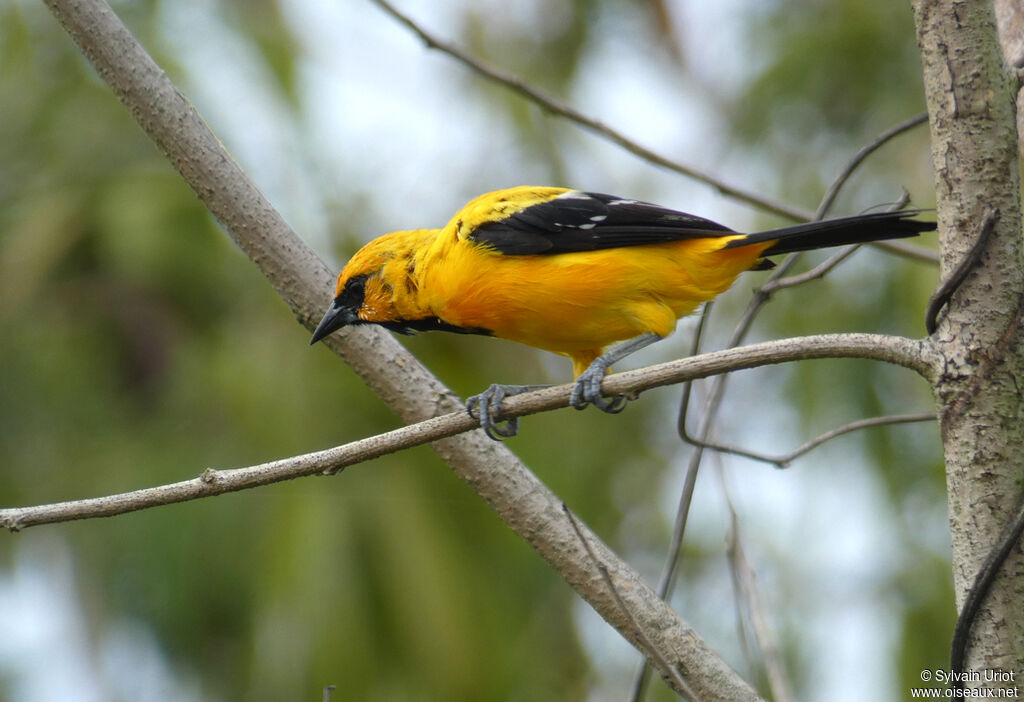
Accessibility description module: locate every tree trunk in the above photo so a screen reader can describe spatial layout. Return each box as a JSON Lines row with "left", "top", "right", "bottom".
{"left": 914, "top": 0, "right": 1024, "bottom": 685}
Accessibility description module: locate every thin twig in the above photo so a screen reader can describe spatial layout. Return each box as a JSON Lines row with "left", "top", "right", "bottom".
{"left": 761, "top": 193, "right": 913, "bottom": 296}
{"left": 869, "top": 238, "right": 939, "bottom": 264}
{"left": 676, "top": 412, "right": 937, "bottom": 468}
{"left": 562, "top": 504, "right": 700, "bottom": 702}
{"left": 759, "top": 245, "right": 861, "bottom": 295}
{"left": 815, "top": 113, "right": 929, "bottom": 219}
{"left": 716, "top": 466, "right": 795, "bottom": 702}
{"left": 670, "top": 254, "right": 801, "bottom": 551}
{"left": 370, "top": 0, "right": 810, "bottom": 223}
{"left": 773, "top": 413, "right": 937, "bottom": 466}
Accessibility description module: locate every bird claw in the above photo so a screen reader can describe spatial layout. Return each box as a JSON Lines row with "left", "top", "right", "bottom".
{"left": 569, "top": 364, "right": 628, "bottom": 414}
{"left": 467, "top": 367, "right": 630, "bottom": 438}
{"left": 466, "top": 385, "right": 521, "bottom": 440}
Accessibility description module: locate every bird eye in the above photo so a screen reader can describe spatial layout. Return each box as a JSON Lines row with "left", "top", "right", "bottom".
{"left": 346, "top": 275, "right": 366, "bottom": 293}
{"left": 338, "top": 274, "right": 368, "bottom": 307}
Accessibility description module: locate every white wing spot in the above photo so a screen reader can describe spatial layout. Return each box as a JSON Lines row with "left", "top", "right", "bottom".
{"left": 589, "top": 214, "right": 607, "bottom": 222}
{"left": 607, "top": 199, "right": 638, "bottom": 206}
{"left": 578, "top": 223, "right": 596, "bottom": 230}
{"left": 556, "top": 190, "right": 590, "bottom": 200}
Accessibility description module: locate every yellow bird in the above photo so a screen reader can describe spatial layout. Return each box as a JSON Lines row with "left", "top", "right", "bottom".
{"left": 311, "top": 186, "right": 933, "bottom": 438}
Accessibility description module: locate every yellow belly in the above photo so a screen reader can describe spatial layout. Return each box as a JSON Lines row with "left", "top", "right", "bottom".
{"left": 422, "top": 237, "right": 767, "bottom": 355}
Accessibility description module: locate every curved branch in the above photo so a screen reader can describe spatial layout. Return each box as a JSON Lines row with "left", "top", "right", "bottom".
{"left": 760, "top": 245, "right": 862, "bottom": 295}
{"left": 813, "top": 113, "right": 938, "bottom": 264}
{"left": 773, "top": 412, "right": 938, "bottom": 466}
{"left": 816, "top": 112, "right": 929, "bottom": 218}
{"left": 681, "top": 412, "right": 938, "bottom": 468}
{"left": 370, "top": 0, "right": 810, "bottom": 222}
{"left": 1, "top": 331, "right": 938, "bottom": 532}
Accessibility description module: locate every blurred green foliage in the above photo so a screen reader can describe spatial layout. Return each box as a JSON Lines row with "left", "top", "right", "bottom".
{"left": 735, "top": 0, "right": 924, "bottom": 141}
{"left": 0, "top": 0, "right": 946, "bottom": 700}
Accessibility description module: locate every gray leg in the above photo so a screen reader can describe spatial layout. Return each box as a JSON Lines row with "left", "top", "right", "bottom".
{"left": 569, "top": 332, "right": 662, "bottom": 412}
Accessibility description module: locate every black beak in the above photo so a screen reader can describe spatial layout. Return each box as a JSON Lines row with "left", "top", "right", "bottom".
{"left": 309, "top": 299, "right": 359, "bottom": 345}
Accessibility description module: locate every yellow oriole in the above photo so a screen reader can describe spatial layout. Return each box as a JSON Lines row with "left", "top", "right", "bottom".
{"left": 311, "top": 186, "right": 933, "bottom": 438}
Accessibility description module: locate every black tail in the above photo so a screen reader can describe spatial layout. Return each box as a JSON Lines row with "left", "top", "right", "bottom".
{"left": 725, "top": 210, "right": 935, "bottom": 256}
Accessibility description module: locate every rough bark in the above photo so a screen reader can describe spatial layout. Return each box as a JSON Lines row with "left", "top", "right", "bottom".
{"left": 914, "top": 0, "right": 1024, "bottom": 684}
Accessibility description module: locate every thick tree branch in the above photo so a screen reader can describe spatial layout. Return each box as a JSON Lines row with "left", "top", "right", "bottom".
{"left": 914, "top": 0, "right": 1024, "bottom": 686}
{"left": 563, "top": 504, "right": 701, "bottom": 700}
{"left": 38, "top": 1, "right": 761, "bottom": 697}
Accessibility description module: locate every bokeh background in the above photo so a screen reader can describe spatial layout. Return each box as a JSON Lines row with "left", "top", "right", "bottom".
{"left": 0, "top": 0, "right": 946, "bottom": 700}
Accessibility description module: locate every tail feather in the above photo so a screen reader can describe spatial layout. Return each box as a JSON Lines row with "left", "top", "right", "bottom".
{"left": 726, "top": 210, "right": 935, "bottom": 256}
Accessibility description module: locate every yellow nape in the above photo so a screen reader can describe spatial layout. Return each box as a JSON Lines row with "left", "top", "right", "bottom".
{"left": 446, "top": 186, "right": 570, "bottom": 241}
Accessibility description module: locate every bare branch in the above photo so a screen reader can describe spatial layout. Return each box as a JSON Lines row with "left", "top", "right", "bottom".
{"left": 717, "top": 467, "right": 795, "bottom": 702}
{"left": 39, "top": 2, "right": 761, "bottom": 697}
{"left": 762, "top": 194, "right": 919, "bottom": 296}
{"left": 562, "top": 504, "right": 701, "bottom": 702}
{"left": 370, "top": 0, "right": 810, "bottom": 223}
{"left": 871, "top": 239, "right": 940, "bottom": 263}
{"left": 759, "top": 245, "right": 861, "bottom": 295}
{"left": 1, "top": 332, "right": 937, "bottom": 531}
{"left": 0, "top": 411, "right": 468, "bottom": 530}
{"left": 816, "top": 113, "right": 929, "bottom": 218}
{"left": 773, "top": 412, "right": 937, "bottom": 466}
{"left": 813, "top": 113, "right": 938, "bottom": 264}
{"left": 679, "top": 413, "right": 938, "bottom": 469}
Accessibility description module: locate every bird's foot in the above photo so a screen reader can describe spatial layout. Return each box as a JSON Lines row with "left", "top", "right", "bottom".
{"left": 466, "top": 384, "right": 550, "bottom": 440}
{"left": 569, "top": 362, "right": 628, "bottom": 413}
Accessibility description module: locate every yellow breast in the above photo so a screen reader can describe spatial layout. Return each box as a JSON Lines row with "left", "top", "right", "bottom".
{"left": 418, "top": 235, "right": 767, "bottom": 355}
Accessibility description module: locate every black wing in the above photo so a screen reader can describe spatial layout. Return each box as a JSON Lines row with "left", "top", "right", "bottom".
{"left": 468, "top": 191, "right": 736, "bottom": 255}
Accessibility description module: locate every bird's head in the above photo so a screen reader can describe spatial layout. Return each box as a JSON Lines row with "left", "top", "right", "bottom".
{"left": 310, "top": 229, "right": 433, "bottom": 344}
